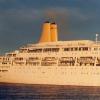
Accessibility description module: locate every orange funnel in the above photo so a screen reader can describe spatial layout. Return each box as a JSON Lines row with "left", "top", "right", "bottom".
{"left": 39, "top": 21, "right": 51, "bottom": 42}
{"left": 50, "top": 22, "right": 58, "bottom": 42}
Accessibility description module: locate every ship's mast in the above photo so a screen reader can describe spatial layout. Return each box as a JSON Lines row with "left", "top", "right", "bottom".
{"left": 96, "top": 33, "right": 99, "bottom": 43}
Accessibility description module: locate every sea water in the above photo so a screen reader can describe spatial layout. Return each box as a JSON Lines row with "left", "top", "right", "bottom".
{"left": 0, "top": 83, "right": 100, "bottom": 100}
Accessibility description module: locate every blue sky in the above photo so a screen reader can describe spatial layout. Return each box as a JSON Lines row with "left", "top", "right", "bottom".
{"left": 0, "top": 0, "right": 100, "bottom": 54}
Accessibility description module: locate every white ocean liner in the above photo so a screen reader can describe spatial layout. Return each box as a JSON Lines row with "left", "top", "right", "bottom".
{"left": 0, "top": 21, "right": 100, "bottom": 86}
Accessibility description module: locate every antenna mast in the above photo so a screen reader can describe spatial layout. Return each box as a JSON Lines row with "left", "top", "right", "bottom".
{"left": 96, "top": 33, "right": 99, "bottom": 43}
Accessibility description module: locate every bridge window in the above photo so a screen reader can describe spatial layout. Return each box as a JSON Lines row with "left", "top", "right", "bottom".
{"left": 43, "top": 48, "right": 51, "bottom": 52}
{"left": 28, "top": 48, "right": 42, "bottom": 53}
{"left": 43, "top": 48, "right": 59, "bottom": 52}
{"left": 52, "top": 48, "right": 59, "bottom": 52}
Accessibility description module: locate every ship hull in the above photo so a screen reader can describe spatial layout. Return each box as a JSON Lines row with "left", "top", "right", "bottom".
{"left": 1, "top": 65, "right": 100, "bottom": 86}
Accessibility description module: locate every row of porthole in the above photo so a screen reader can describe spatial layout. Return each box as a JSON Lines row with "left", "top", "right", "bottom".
{"left": 0, "top": 70, "right": 8, "bottom": 72}
{"left": 13, "top": 70, "right": 100, "bottom": 76}
{"left": 62, "top": 52, "right": 100, "bottom": 55}
{"left": 81, "top": 72, "right": 100, "bottom": 75}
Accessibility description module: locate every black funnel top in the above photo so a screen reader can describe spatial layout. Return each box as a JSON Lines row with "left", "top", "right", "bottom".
{"left": 44, "top": 21, "right": 50, "bottom": 23}
{"left": 51, "top": 22, "right": 56, "bottom": 24}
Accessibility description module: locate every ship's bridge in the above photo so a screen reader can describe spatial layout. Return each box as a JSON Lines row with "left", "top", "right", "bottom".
{"left": 18, "top": 40, "right": 94, "bottom": 51}
{"left": 27, "top": 40, "right": 94, "bottom": 47}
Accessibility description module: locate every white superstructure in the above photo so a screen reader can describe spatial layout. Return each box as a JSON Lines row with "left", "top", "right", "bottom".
{"left": 1, "top": 21, "right": 100, "bottom": 86}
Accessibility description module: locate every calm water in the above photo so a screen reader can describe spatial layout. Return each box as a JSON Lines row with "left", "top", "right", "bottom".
{"left": 1, "top": 83, "right": 100, "bottom": 100}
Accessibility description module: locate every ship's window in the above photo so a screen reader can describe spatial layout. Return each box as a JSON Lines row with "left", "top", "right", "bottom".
{"left": 1, "top": 70, "right": 8, "bottom": 72}
{"left": 58, "top": 57, "right": 75, "bottom": 66}
{"left": 13, "top": 54, "right": 16, "bottom": 56}
{"left": 28, "top": 57, "right": 39, "bottom": 60}
{"left": 35, "top": 49, "right": 42, "bottom": 52}
{"left": 26, "top": 62, "right": 40, "bottom": 66}
{"left": 74, "top": 48, "right": 78, "bottom": 51}
{"left": 77, "top": 56, "right": 95, "bottom": 66}
{"left": 94, "top": 48, "right": 98, "bottom": 51}
{"left": 7, "top": 54, "right": 16, "bottom": 57}
{"left": 28, "top": 49, "right": 34, "bottom": 52}
{"left": 7, "top": 58, "right": 9, "bottom": 61}
{"left": 84, "top": 47, "right": 88, "bottom": 51}
{"left": 43, "top": 48, "right": 59, "bottom": 52}
{"left": 52, "top": 48, "right": 59, "bottom": 52}
{"left": 79, "top": 47, "right": 88, "bottom": 51}
{"left": 43, "top": 48, "right": 51, "bottom": 52}
{"left": 28, "top": 48, "right": 42, "bottom": 53}
{"left": 20, "top": 49, "right": 28, "bottom": 53}
{"left": 14, "top": 62, "right": 24, "bottom": 65}
{"left": 2, "top": 62, "right": 7, "bottom": 64}
{"left": 32, "top": 62, "right": 39, "bottom": 66}
{"left": 41, "top": 61, "right": 56, "bottom": 66}
{"left": 42, "top": 57, "right": 57, "bottom": 61}
{"left": 3, "top": 58, "right": 5, "bottom": 60}
{"left": 1, "top": 57, "right": 9, "bottom": 61}
{"left": 64, "top": 48, "right": 70, "bottom": 51}
{"left": 15, "top": 57, "right": 23, "bottom": 60}
{"left": 79, "top": 47, "right": 82, "bottom": 51}
{"left": 64, "top": 47, "right": 89, "bottom": 51}
{"left": 71, "top": 48, "right": 73, "bottom": 51}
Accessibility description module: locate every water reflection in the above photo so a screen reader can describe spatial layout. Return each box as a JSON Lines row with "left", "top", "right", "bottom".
{"left": 0, "top": 83, "right": 100, "bottom": 100}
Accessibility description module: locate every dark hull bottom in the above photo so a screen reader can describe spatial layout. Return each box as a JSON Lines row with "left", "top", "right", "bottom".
{"left": 1, "top": 82, "right": 100, "bottom": 100}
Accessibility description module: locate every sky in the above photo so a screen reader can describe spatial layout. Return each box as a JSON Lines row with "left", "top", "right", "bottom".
{"left": 0, "top": 0, "right": 100, "bottom": 54}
